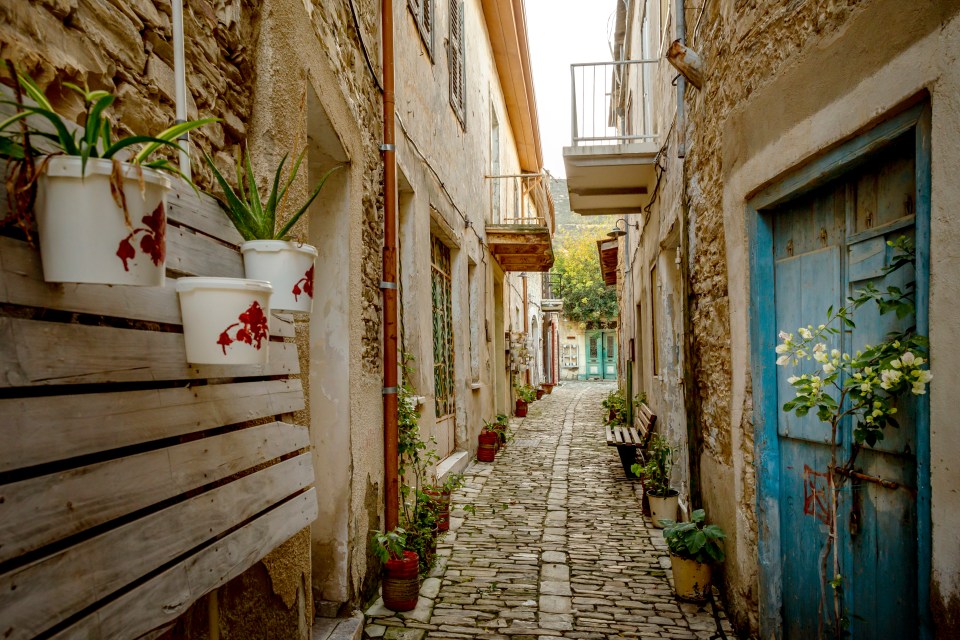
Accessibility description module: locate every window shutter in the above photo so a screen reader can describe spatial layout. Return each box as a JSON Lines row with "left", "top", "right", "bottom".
{"left": 448, "top": 0, "right": 465, "bottom": 126}
{"left": 408, "top": 0, "right": 434, "bottom": 58}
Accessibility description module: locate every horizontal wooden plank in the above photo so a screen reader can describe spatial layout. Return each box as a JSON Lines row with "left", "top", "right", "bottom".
{"left": 0, "top": 379, "right": 304, "bottom": 473}
{"left": 0, "top": 453, "right": 313, "bottom": 640}
{"left": 0, "top": 421, "right": 309, "bottom": 564}
{"left": 166, "top": 224, "right": 244, "bottom": 278}
{"left": 0, "top": 236, "right": 295, "bottom": 337}
{"left": 166, "top": 182, "right": 244, "bottom": 246}
{"left": 0, "top": 317, "right": 298, "bottom": 388}
{"left": 50, "top": 489, "right": 316, "bottom": 640}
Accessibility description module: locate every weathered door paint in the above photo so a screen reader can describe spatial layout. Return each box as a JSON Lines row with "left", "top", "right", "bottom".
{"left": 766, "top": 130, "right": 926, "bottom": 638}
{"left": 586, "top": 330, "right": 618, "bottom": 380}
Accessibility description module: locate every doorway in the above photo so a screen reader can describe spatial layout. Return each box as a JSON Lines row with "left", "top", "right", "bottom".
{"left": 585, "top": 330, "right": 617, "bottom": 380}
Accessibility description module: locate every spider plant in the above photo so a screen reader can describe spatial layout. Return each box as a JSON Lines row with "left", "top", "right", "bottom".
{"left": 0, "top": 67, "right": 216, "bottom": 180}
{"left": 204, "top": 147, "right": 344, "bottom": 241}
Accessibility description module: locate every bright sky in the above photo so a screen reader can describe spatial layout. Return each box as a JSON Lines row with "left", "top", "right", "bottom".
{"left": 526, "top": 0, "right": 618, "bottom": 178}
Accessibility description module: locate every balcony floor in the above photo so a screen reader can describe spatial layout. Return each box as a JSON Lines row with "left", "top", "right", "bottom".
{"left": 562, "top": 142, "right": 659, "bottom": 215}
{"left": 486, "top": 223, "right": 554, "bottom": 272}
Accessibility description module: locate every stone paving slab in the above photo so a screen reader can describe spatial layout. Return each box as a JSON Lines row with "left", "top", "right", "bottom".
{"left": 364, "top": 382, "right": 736, "bottom": 639}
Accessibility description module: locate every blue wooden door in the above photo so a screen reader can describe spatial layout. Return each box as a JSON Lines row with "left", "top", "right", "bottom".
{"left": 770, "top": 133, "right": 924, "bottom": 638}
{"left": 586, "top": 331, "right": 618, "bottom": 380}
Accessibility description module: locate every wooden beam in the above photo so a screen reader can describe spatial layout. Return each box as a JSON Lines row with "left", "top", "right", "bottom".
{"left": 569, "top": 186, "right": 648, "bottom": 196}
{"left": 1, "top": 421, "right": 309, "bottom": 563}
{"left": 0, "top": 317, "right": 299, "bottom": 388}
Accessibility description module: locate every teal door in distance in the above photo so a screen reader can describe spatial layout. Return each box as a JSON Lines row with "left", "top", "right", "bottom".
{"left": 585, "top": 330, "right": 617, "bottom": 380}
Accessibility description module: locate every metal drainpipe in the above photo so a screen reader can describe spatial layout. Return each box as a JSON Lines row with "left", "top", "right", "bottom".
{"left": 381, "top": 0, "right": 400, "bottom": 531}
{"left": 171, "top": 0, "right": 191, "bottom": 180}
{"left": 522, "top": 274, "right": 530, "bottom": 385}
{"left": 674, "top": 0, "right": 701, "bottom": 507}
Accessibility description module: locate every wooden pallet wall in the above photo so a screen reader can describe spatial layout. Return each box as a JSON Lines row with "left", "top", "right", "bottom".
{"left": 0, "top": 179, "right": 316, "bottom": 640}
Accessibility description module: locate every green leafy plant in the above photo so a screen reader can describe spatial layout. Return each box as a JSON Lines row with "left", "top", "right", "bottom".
{"left": 632, "top": 433, "right": 676, "bottom": 496}
{"left": 0, "top": 68, "right": 214, "bottom": 178}
{"left": 602, "top": 389, "right": 628, "bottom": 424}
{"left": 633, "top": 391, "right": 647, "bottom": 408}
{"left": 370, "top": 527, "right": 408, "bottom": 563}
{"left": 661, "top": 509, "right": 725, "bottom": 564}
{"left": 514, "top": 384, "right": 537, "bottom": 403}
{"left": 774, "top": 236, "right": 931, "bottom": 636}
{"left": 440, "top": 473, "right": 466, "bottom": 494}
{"left": 550, "top": 231, "right": 618, "bottom": 325}
{"left": 204, "top": 146, "right": 344, "bottom": 241}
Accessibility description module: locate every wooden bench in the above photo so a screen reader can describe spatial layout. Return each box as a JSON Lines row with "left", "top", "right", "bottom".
{"left": 605, "top": 402, "right": 657, "bottom": 478}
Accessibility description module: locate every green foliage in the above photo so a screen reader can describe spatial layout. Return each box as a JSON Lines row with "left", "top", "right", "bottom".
{"left": 370, "top": 527, "right": 407, "bottom": 563}
{"left": 633, "top": 433, "right": 676, "bottom": 497}
{"left": 550, "top": 231, "right": 618, "bottom": 324}
{"left": 0, "top": 66, "right": 214, "bottom": 181}
{"left": 514, "top": 384, "right": 537, "bottom": 403}
{"left": 441, "top": 473, "right": 466, "bottom": 493}
{"left": 601, "top": 389, "right": 628, "bottom": 424}
{"left": 204, "top": 146, "right": 344, "bottom": 241}
{"left": 661, "top": 509, "right": 726, "bottom": 564}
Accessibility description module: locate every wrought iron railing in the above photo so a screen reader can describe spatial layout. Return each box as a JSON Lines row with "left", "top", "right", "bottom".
{"left": 570, "top": 59, "right": 658, "bottom": 147}
{"left": 542, "top": 272, "right": 563, "bottom": 300}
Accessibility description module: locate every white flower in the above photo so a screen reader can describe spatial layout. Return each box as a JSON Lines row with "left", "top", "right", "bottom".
{"left": 818, "top": 324, "right": 826, "bottom": 330}
{"left": 799, "top": 327, "right": 813, "bottom": 340}
{"left": 813, "top": 343, "right": 826, "bottom": 353}
{"left": 823, "top": 363, "right": 836, "bottom": 375}
{"left": 787, "top": 376, "right": 800, "bottom": 384}
{"left": 860, "top": 383, "right": 872, "bottom": 393}
{"left": 915, "top": 369, "right": 933, "bottom": 384}
{"left": 796, "top": 349, "right": 807, "bottom": 359}
{"left": 880, "top": 369, "right": 902, "bottom": 389}
{"left": 776, "top": 343, "right": 790, "bottom": 354}
{"left": 814, "top": 351, "right": 828, "bottom": 363}
{"left": 890, "top": 358, "right": 902, "bottom": 369}
{"left": 776, "top": 355, "right": 790, "bottom": 366}
{"left": 779, "top": 331, "right": 792, "bottom": 341}
{"left": 831, "top": 349, "right": 841, "bottom": 359}
{"left": 901, "top": 351, "right": 915, "bottom": 366}
{"left": 912, "top": 381, "right": 927, "bottom": 395}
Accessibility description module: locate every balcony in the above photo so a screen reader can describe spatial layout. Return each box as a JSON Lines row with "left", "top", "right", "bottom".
{"left": 485, "top": 173, "right": 555, "bottom": 272}
{"left": 563, "top": 60, "right": 659, "bottom": 216}
{"left": 541, "top": 273, "right": 563, "bottom": 312}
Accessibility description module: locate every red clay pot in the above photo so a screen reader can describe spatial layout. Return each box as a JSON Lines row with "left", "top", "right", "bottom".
{"left": 542, "top": 383, "right": 554, "bottom": 395}
{"left": 515, "top": 399, "right": 528, "bottom": 417}
{"left": 382, "top": 551, "right": 419, "bottom": 611}
{"left": 536, "top": 388, "right": 545, "bottom": 400}
{"left": 478, "top": 429, "right": 498, "bottom": 462}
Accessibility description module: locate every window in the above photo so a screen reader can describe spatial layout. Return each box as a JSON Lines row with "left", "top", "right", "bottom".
{"left": 431, "top": 235, "right": 455, "bottom": 417}
{"left": 650, "top": 263, "right": 660, "bottom": 375}
{"left": 490, "top": 105, "right": 500, "bottom": 222}
{"left": 448, "top": 0, "right": 466, "bottom": 126}
{"left": 408, "top": 0, "right": 434, "bottom": 59}
{"left": 561, "top": 343, "right": 579, "bottom": 368}
{"left": 468, "top": 260, "right": 481, "bottom": 383}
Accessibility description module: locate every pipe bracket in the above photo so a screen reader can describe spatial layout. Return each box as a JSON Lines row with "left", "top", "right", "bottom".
{"left": 380, "top": 281, "right": 398, "bottom": 290}
{"left": 380, "top": 144, "right": 396, "bottom": 152}
{"left": 382, "top": 386, "right": 398, "bottom": 395}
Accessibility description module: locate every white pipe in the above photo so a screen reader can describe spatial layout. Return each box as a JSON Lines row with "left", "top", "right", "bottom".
{"left": 172, "top": 0, "right": 191, "bottom": 179}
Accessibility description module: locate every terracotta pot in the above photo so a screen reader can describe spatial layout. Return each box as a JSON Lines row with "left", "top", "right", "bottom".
{"left": 425, "top": 489, "right": 451, "bottom": 532}
{"left": 515, "top": 399, "right": 528, "bottom": 417}
{"left": 382, "top": 551, "right": 420, "bottom": 611}
{"left": 648, "top": 491, "right": 679, "bottom": 528}
{"left": 536, "top": 388, "right": 545, "bottom": 400}
{"left": 542, "top": 384, "right": 554, "bottom": 394}
{"left": 478, "top": 430, "right": 498, "bottom": 462}
{"left": 670, "top": 554, "right": 712, "bottom": 602}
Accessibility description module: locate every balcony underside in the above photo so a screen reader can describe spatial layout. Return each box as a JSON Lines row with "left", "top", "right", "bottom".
{"left": 597, "top": 239, "right": 618, "bottom": 286}
{"left": 562, "top": 142, "right": 658, "bottom": 215}
{"left": 541, "top": 299, "right": 563, "bottom": 313}
{"left": 486, "top": 224, "right": 554, "bottom": 272}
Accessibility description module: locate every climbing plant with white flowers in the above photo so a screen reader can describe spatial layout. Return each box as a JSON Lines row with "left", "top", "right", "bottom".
{"left": 774, "top": 236, "right": 931, "bottom": 637}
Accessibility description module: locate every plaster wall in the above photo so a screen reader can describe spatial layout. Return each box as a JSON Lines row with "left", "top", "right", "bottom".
{"left": 558, "top": 318, "right": 587, "bottom": 381}
{"left": 680, "top": 0, "right": 960, "bottom": 634}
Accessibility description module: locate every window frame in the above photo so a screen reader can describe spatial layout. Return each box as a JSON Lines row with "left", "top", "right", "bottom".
{"left": 448, "top": 0, "right": 466, "bottom": 127}
{"left": 408, "top": 0, "right": 435, "bottom": 61}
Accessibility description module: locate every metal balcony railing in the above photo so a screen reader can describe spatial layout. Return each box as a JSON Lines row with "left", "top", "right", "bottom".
{"left": 570, "top": 59, "right": 658, "bottom": 147}
{"left": 542, "top": 273, "right": 563, "bottom": 300}
{"left": 486, "top": 173, "right": 550, "bottom": 226}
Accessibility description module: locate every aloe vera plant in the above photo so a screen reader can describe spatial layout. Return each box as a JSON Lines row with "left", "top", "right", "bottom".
{"left": 0, "top": 68, "right": 216, "bottom": 179}
{"left": 204, "top": 147, "right": 344, "bottom": 241}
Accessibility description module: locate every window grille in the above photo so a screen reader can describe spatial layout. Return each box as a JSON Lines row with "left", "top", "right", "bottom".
{"left": 431, "top": 235, "right": 455, "bottom": 418}
{"left": 561, "top": 343, "right": 579, "bottom": 368}
{"left": 448, "top": 0, "right": 466, "bottom": 126}
{"left": 408, "top": 0, "right": 434, "bottom": 59}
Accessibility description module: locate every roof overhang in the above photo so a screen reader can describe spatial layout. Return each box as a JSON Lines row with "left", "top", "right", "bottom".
{"left": 597, "top": 239, "right": 618, "bottom": 286}
{"left": 482, "top": 0, "right": 543, "bottom": 172}
{"left": 487, "top": 224, "right": 554, "bottom": 272}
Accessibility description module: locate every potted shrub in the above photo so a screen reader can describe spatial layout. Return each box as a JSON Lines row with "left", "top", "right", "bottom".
{"left": 205, "top": 148, "right": 343, "bottom": 313}
{"left": 602, "top": 389, "right": 627, "bottom": 424}
{"left": 0, "top": 70, "right": 214, "bottom": 285}
{"left": 633, "top": 433, "right": 678, "bottom": 528}
{"left": 371, "top": 528, "right": 419, "bottom": 612}
{"left": 661, "top": 509, "right": 725, "bottom": 601}
{"left": 514, "top": 384, "right": 536, "bottom": 417}
{"left": 424, "top": 473, "right": 464, "bottom": 533}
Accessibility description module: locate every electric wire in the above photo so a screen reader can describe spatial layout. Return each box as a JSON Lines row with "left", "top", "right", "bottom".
{"left": 348, "top": 0, "right": 384, "bottom": 94}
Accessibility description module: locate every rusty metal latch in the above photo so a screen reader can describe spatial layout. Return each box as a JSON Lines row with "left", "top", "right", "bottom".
{"left": 834, "top": 467, "right": 915, "bottom": 495}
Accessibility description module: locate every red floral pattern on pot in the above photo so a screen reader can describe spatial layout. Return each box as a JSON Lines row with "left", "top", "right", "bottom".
{"left": 216, "top": 301, "right": 269, "bottom": 355}
{"left": 117, "top": 203, "right": 166, "bottom": 271}
{"left": 292, "top": 265, "right": 314, "bottom": 301}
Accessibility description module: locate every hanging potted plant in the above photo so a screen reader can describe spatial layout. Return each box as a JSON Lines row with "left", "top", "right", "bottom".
{"left": 633, "top": 433, "right": 678, "bottom": 528}
{"left": 541, "top": 382, "right": 555, "bottom": 394}
{"left": 514, "top": 384, "right": 536, "bottom": 417}
{"left": 205, "top": 148, "right": 344, "bottom": 313}
{"left": 370, "top": 528, "right": 419, "bottom": 612}
{"left": 661, "top": 509, "right": 725, "bottom": 601}
{"left": 176, "top": 276, "right": 273, "bottom": 365}
{"left": 0, "top": 69, "right": 215, "bottom": 285}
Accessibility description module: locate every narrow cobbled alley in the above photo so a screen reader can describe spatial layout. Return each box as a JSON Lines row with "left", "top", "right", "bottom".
{"left": 363, "top": 382, "right": 735, "bottom": 639}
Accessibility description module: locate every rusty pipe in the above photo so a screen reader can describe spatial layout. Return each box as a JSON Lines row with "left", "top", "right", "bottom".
{"left": 382, "top": 0, "right": 399, "bottom": 531}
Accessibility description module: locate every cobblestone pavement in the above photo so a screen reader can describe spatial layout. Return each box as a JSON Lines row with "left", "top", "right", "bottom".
{"left": 363, "top": 381, "right": 736, "bottom": 639}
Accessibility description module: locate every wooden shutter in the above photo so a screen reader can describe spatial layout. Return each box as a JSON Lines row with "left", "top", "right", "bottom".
{"left": 407, "top": 0, "right": 434, "bottom": 58}
{"left": 448, "top": 0, "right": 465, "bottom": 126}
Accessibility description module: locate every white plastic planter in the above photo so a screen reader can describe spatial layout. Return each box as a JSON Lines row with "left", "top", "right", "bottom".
{"left": 176, "top": 277, "right": 273, "bottom": 365}
{"left": 648, "top": 492, "right": 679, "bottom": 528}
{"left": 240, "top": 240, "right": 318, "bottom": 313}
{"left": 36, "top": 157, "right": 170, "bottom": 285}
